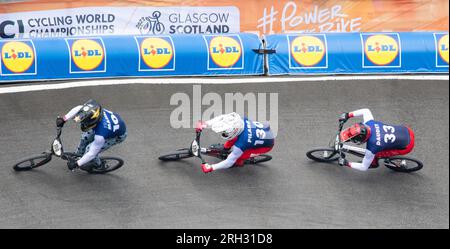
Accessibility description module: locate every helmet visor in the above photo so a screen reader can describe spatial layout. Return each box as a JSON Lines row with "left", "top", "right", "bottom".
{"left": 74, "top": 110, "right": 90, "bottom": 123}
{"left": 340, "top": 125, "right": 362, "bottom": 142}
{"left": 221, "top": 131, "right": 229, "bottom": 139}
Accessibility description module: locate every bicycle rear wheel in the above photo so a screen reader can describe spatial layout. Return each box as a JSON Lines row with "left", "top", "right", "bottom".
{"left": 382, "top": 156, "right": 423, "bottom": 173}
{"left": 158, "top": 149, "right": 193, "bottom": 161}
{"left": 13, "top": 153, "right": 52, "bottom": 171}
{"left": 245, "top": 154, "right": 272, "bottom": 164}
{"left": 306, "top": 148, "right": 339, "bottom": 162}
{"left": 87, "top": 157, "right": 124, "bottom": 174}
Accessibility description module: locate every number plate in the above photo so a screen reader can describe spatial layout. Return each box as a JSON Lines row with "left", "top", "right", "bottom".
{"left": 52, "top": 139, "right": 62, "bottom": 157}
{"left": 191, "top": 140, "right": 199, "bottom": 157}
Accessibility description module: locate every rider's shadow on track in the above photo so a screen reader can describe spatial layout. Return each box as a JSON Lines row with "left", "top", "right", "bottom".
{"left": 304, "top": 159, "right": 428, "bottom": 202}
{"left": 12, "top": 162, "right": 133, "bottom": 204}
{"left": 157, "top": 157, "right": 276, "bottom": 201}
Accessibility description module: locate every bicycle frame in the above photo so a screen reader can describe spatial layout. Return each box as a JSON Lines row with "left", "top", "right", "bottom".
{"left": 190, "top": 130, "right": 230, "bottom": 164}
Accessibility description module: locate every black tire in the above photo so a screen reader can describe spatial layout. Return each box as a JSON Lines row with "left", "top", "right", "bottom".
{"left": 382, "top": 156, "right": 423, "bottom": 173}
{"left": 245, "top": 154, "right": 272, "bottom": 164}
{"left": 306, "top": 148, "right": 339, "bottom": 163}
{"left": 87, "top": 157, "right": 124, "bottom": 174}
{"left": 13, "top": 153, "right": 52, "bottom": 171}
{"left": 158, "top": 149, "right": 193, "bottom": 161}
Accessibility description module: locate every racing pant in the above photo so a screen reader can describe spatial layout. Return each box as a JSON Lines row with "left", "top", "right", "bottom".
{"left": 235, "top": 146, "right": 274, "bottom": 166}
{"left": 371, "top": 127, "right": 415, "bottom": 168}
{"left": 77, "top": 130, "right": 128, "bottom": 166}
{"left": 224, "top": 137, "right": 274, "bottom": 167}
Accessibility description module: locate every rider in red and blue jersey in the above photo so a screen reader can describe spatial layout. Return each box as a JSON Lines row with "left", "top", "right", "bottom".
{"left": 196, "top": 112, "right": 274, "bottom": 173}
{"left": 338, "top": 108, "right": 415, "bottom": 171}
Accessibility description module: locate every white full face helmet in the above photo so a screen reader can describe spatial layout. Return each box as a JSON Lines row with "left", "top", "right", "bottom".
{"left": 210, "top": 112, "right": 244, "bottom": 140}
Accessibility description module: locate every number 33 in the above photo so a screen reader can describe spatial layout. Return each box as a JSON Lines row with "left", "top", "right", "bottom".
{"left": 383, "top": 125, "right": 396, "bottom": 143}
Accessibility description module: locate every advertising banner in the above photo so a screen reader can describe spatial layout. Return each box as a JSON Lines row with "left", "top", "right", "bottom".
{"left": 266, "top": 32, "right": 449, "bottom": 75}
{"left": 0, "top": 33, "right": 264, "bottom": 82}
{"left": 1, "top": 0, "right": 448, "bottom": 39}
{"left": 0, "top": 6, "right": 239, "bottom": 39}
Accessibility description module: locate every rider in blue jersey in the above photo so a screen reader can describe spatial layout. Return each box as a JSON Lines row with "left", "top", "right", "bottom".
{"left": 338, "top": 108, "right": 415, "bottom": 171}
{"left": 196, "top": 112, "right": 274, "bottom": 173}
{"left": 56, "top": 99, "right": 127, "bottom": 171}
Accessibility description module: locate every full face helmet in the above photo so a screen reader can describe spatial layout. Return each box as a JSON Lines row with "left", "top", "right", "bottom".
{"left": 340, "top": 122, "right": 370, "bottom": 144}
{"left": 210, "top": 112, "right": 245, "bottom": 140}
{"left": 74, "top": 99, "right": 103, "bottom": 132}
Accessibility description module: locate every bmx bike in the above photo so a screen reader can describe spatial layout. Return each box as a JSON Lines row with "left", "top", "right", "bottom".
{"left": 158, "top": 130, "right": 272, "bottom": 165}
{"left": 13, "top": 127, "right": 124, "bottom": 174}
{"left": 306, "top": 120, "right": 423, "bottom": 173}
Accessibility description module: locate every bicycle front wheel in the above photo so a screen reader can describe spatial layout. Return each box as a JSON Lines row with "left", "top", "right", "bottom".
{"left": 13, "top": 153, "right": 52, "bottom": 171}
{"left": 306, "top": 148, "right": 339, "bottom": 163}
{"left": 382, "top": 156, "right": 423, "bottom": 173}
{"left": 158, "top": 149, "right": 193, "bottom": 161}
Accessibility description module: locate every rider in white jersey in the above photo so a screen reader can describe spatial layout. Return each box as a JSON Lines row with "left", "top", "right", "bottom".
{"left": 196, "top": 112, "right": 274, "bottom": 173}
{"left": 56, "top": 99, "right": 127, "bottom": 171}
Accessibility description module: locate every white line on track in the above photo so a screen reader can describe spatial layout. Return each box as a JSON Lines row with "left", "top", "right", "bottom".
{"left": 0, "top": 75, "right": 448, "bottom": 94}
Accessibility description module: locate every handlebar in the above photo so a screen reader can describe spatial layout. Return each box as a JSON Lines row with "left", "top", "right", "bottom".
{"left": 56, "top": 126, "right": 62, "bottom": 138}
{"left": 336, "top": 120, "right": 346, "bottom": 159}
{"left": 338, "top": 120, "right": 346, "bottom": 133}
{"left": 192, "top": 129, "right": 206, "bottom": 164}
{"left": 53, "top": 126, "right": 74, "bottom": 160}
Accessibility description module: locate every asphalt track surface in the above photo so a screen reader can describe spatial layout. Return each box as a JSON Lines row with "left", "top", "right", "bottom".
{"left": 0, "top": 78, "right": 448, "bottom": 228}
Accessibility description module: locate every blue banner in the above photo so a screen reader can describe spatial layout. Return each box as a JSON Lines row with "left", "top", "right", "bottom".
{"left": 0, "top": 33, "right": 264, "bottom": 82}
{"left": 266, "top": 32, "right": 449, "bottom": 75}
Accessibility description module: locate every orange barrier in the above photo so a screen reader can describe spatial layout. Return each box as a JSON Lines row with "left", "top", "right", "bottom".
{"left": 1, "top": 0, "right": 448, "bottom": 35}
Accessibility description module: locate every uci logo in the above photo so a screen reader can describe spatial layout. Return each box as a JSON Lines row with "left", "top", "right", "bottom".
{"left": 68, "top": 38, "right": 106, "bottom": 72}
{"left": 1, "top": 41, "right": 36, "bottom": 74}
{"left": 140, "top": 37, "right": 174, "bottom": 69}
{"left": 0, "top": 20, "right": 25, "bottom": 39}
{"left": 208, "top": 36, "right": 242, "bottom": 68}
{"left": 437, "top": 34, "right": 449, "bottom": 65}
{"left": 364, "top": 34, "right": 400, "bottom": 66}
{"left": 290, "top": 35, "right": 326, "bottom": 67}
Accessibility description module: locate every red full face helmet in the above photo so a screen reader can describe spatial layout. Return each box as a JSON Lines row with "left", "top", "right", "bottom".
{"left": 340, "top": 123, "right": 370, "bottom": 145}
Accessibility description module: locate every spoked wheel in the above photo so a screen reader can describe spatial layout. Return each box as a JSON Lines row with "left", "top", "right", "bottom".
{"left": 381, "top": 156, "right": 423, "bottom": 173}
{"left": 87, "top": 157, "right": 124, "bottom": 174}
{"left": 13, "top": 153, "right": 52, "bottom": 171}
{"left": 245, "top": 154, "right": 272, "bottom": 164}
{"left": 306, "top": 148, "right": 339, "bottom": 163}
{"left": 158, "top": 149, "right": 193, "bottom": 161}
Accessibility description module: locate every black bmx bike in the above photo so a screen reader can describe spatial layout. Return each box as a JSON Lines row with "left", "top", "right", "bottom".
{"left": 306, "top": 121, "right": 423, "bottom": 173}
{"left": 158, "top": 130, "right": 272, "bottom": 165}
{"left": 13, "top": 127, "right": 124, "bottom": 174}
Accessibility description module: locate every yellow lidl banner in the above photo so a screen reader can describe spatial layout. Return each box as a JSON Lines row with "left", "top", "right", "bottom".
{"left": 1, "top": 0, "right": 448, "bottom": 38}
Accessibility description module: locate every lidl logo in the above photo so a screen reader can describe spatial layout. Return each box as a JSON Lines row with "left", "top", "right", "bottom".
{"left": 434, "top": 33, "right": 448, "bottom": 67}
{"left": 135, "top": 36, "right": 175, "bottom": 71}
{"left": 361, "top": 33, "right": 401, "bottom": 67}
{"left": 288, "top": 34, "right": 327, "bottom": 69}
{"left": 65, "top": 38, "right": 106, "bottom": 73}
{"left": 204, "top": 35, "right": 243, "bottom": 70}
{"left": 0, "top": 40, "right": 36, "bottom": 76}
